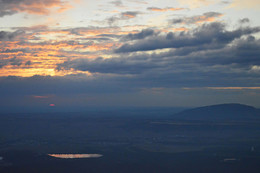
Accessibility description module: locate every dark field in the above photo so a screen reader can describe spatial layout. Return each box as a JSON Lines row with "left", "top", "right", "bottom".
{"left": 1, "top": 109, "right": 260, "bottom": 173}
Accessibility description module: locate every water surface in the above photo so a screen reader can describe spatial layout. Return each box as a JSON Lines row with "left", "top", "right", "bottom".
{"left": 48, "top": 154, "right": 103, "bottom": 159}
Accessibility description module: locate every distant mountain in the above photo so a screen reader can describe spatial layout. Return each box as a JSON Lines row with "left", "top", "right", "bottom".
{"left": 172, "top": 103, "right": 260, "bottom": 121}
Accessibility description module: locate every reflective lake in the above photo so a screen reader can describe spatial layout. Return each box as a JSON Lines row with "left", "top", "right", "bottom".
{"left": 48, "top": 154, "right": 103, "bottom": 159}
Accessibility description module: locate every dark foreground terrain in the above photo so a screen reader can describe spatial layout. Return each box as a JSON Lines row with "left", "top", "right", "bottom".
{"left": 1, "top": 104, "right": 260, "bottom": 173}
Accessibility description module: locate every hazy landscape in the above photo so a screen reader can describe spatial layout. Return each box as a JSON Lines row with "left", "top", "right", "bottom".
{"left": 1, "top": 0, "right": 260, "bottom": 172}
{"left": 1, "top": 104, "right": 260, "bottom": 173}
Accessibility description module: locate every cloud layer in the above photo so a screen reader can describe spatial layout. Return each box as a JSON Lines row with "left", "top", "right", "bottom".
{"left": 52, "top": 22, "right": 260, "bottom": 94}
{"left": 1, "top": 0, "right": 260, "bottom": 108}
{"left": 0, "top": 0, "right": 72, "bottom": 17}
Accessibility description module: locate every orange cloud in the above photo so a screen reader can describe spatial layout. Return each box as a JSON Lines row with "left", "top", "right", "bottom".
{"left": 122, "top": 13, "right": 136, "bottom": 18}
{"left": 2, "top": 0, "right": 73, "bottom": 16}
{"left": 0, "top": 26, "right": 147, "bottom": 77}
{"left": 147, "top": 7, "right": 185, "bottom": 12}
{"left": 162, "top": 27, "right": 188, "bottom": 32}
{"left": 121, "top": 12, "right": 140, "bottom": 19}
{"left": 0, "top": 37, "right": 100, "bottom": 77}
{"left": 172, "top": 12, "right": 223, "bottom": 25}
{"left": 194, "top": 15, "right": 223, "bottom": 24}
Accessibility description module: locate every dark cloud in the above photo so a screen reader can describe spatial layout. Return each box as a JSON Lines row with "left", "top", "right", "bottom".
{"left": 9, "top": 57, "right": 22, "bottom": 66}
{"left": 121, "top": 29, "right": 159, "bottom": 40}
{"left": 56, "top": 56, "right": 159, "bottom": 74}
{"left": 170, "top": 36, "right": 260, "bottom": 67}
{"left": 172, "top": 12, "right": 223, "bottom": 25}
{"left": 57, "top": 35, "right": 260, "bottom": 81}
{"left": 0, "top": 61, "right": 7, "bottom": 68}
{"left": 109, "top": 0, "right": 124, "bottom": 7}
{"left": 0, "top": 48, "right": 28, "bottom": 53}
{"left": 221, "top": 1, "right": 231, "bottom": 4}
{"left": 0, "top": 74, "right": 132, "bottom": 97}
{"left": 115, "top": 22, "right": 260, "bottom": 53}
{"left": 25, "top": 60, "right": 31, "bottom": 66}
{"left": 0, "top": 56, "right": 23, "bottom": 68}
{"left": 121, "top": 11, "right": 140, "bottom": 18}
{"left": 54, "top": 22, "right": 260, "bottom": 93}
{"left": 0, "top": 30, "right": 25, "bottom": 41}
{"left": 239, "top": 18, "right": 250, "bottom": 24}
{"left": 107, "top": 16, "right": 120, "bottom": 25}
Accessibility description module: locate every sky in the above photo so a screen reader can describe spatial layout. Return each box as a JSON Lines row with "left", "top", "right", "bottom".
{"left": 0, "top": 0, "right": 260, "bottom": 111}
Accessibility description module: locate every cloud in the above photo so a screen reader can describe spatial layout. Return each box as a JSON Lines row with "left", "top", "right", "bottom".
{"left": 129, "top": 0, "right": 148, "bottom": 4}
{"left": 0, "top": 61, "right": 7, "bottom": 68}
{"left": 1, "top": 21, "right": 260, "bottom": 102}
{"left": 115, "top": 22, "right": 260, "bottom": 53}
{"left": 0, "top": 0, "right": 72, "bottom": 17}
{"left": 25, "top": 60, "right": 31, "bottom": 66}
{"left": 172, "top": 12, "right": 223, "bottom": 25}
{"left": 56, "top": 56, "right": 159, "bottom": 74}
{"left": 4, "top": 32, "right": 260, "bottom": 92}
{"left": 1, "top": 28, "right": 260, "bottom": 107}
{"left": 57, "top": 31, "right": 260, "bottom": 81}
{"left": 0, "top": 48, "right": 28, "bottom": 53}
{"left": 0, "top": 30, "right": 25, "bottom": 41}
{"left": 0, "top": 74, "right": 132, "bottom": 97}
{"left": 62, "top": 26, "right": 121, "bottom": 36}
{"left": 0, "top": 56, "right": 23, "bottom": 68}
{"left": 0, "top": 25, "right": 125, "bottom": 77}
{"left": 52, "top": 22, "right": 260, "bottom": 95}
{"left": 9, "top": 56, "right": 23, "bottom": 66}
{"left": 109, "top": 0, "right": 124, "bottom": 7}
{"left": 107, "top": 11, "right": 142, "bottom": 25}
{"left": 147, "top": 7, "right": 185, "bottom": 12}
{"left": 121, "top": 29, "right": 159, "bottom": 40}
{"left": 239, "top": 18, "right": 250, "bottom": 24}
{"left": 121, "top": 11, "right": 140, "bottom": 18}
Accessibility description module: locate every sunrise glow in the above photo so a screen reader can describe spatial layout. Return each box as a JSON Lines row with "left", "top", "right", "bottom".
{"left": 0, "top": 0, "right": 260, "bottom": 107}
